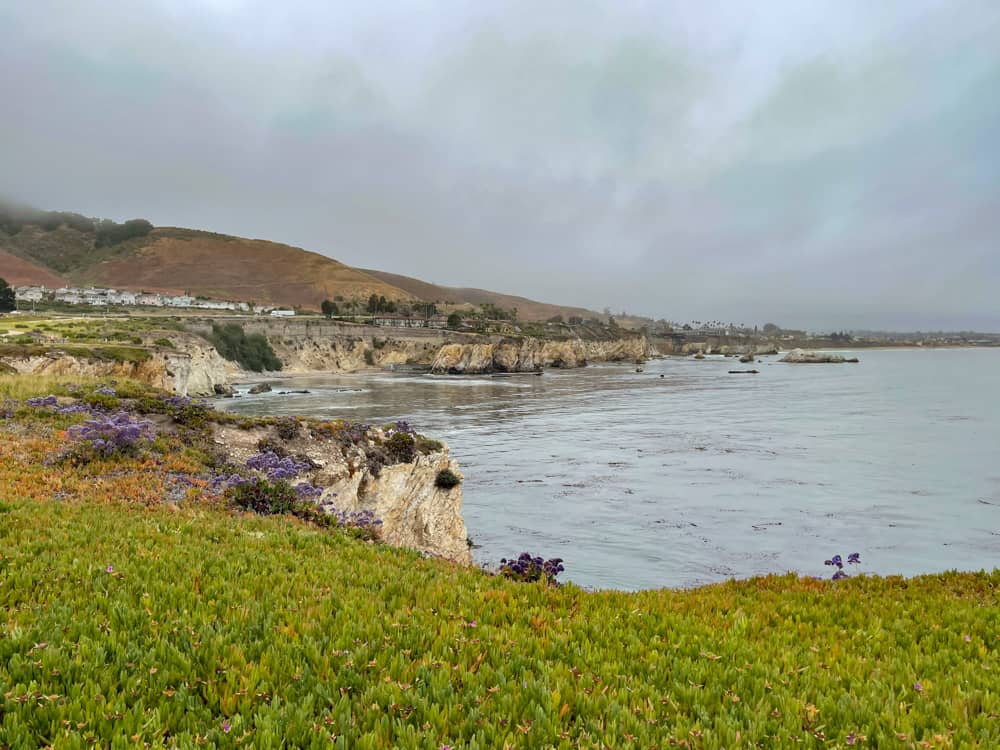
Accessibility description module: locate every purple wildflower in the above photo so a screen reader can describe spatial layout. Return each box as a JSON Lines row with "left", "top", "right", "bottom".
{"left": 56, "top": 403, "right": 97, "bottom": 415}
{"left": 498, "top": 553, "right": 565, "bottom": 585}
{"left": 324, "top": 507, "right": 382, "bottom": 531}
{"left": 246, "top": 451, "right": 311, "bottom": 480}
{"left": 388, "top": 420, "right": 417, "bottom": 436}
{"left": 105, "top": 565, "right": 114, "bottom": 573}
{"left": 66, "top": 412, "right": 155, "bottom": 458}
{"left": 914, "top": 682, "right": 923, "bottom": 693}
{"left": 847, "top": 552, "right": 861, "bottom": 564}
{"left": 222, "top": 721, "right": 231, "bottom": 733}
{"left": 294, "top": 482, "right": 324, "bottom": 499}
{"left": 846, "top": 733, "right": 857, "bottom": 745}
{"left": 26, "top": 395, "right": 59, "bottom": 408}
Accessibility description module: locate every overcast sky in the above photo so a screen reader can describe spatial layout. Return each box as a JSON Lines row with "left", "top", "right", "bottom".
{"left": 2, "top": 1, "right": 998, "bottom": 330}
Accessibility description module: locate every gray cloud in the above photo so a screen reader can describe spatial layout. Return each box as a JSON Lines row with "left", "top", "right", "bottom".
{"left": 2, "top": 0, "right": 998, "bottom": 330}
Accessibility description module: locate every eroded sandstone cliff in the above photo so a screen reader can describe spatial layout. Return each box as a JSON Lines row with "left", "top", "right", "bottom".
{"left": 214, "top": 421, "right": 472, "bottom": 564}
{"left": 430, "top": 335, "right": 654, "bottom": 374}
{"left": 1, "top": 333, "right": 232, "bottom": 397}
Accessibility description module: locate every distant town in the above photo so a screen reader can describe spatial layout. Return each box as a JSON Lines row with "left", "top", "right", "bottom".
{"left": 13, "top": 284, "right": 296, "bottom": 316}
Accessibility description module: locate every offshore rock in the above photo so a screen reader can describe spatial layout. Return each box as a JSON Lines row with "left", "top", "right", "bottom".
{"left": 781, "top": 349, "right": 858, "bottom": 364}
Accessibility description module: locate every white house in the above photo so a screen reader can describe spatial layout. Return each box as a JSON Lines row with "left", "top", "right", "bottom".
{"left": 14, "top": 286, "right": 46, "bottom": 302}
{"left": 270, "top": 309, "right": 296, "bottom": 317}
{"left": 107, "top": 291, "right": 138, "bottom": 305}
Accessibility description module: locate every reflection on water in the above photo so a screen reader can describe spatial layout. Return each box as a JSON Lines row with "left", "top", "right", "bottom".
{"left": 217, "top": 349, "right": 1000, "bottom": 590}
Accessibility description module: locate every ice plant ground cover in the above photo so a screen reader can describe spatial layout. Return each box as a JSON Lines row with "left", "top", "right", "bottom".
{"left": 1, "top": 377, "right": 999, "bottom": 748}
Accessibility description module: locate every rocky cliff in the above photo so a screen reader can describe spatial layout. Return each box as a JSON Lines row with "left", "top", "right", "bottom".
{"left": 0, "top": 333, "right": 232, "bottom": 396}
{"left": 430, "top": 335, "right": 654, "bottom": 374}
{"left": 214, "top": 421, "right": 471, "bottom": 563}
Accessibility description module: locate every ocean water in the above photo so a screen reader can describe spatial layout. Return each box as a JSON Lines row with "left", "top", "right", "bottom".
{"left": 216, "top": 349, "right": 1000, "bottom": 590}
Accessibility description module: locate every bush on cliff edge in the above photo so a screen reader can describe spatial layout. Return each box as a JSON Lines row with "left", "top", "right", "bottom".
{"left": 207, "top": 323, "right": 282, "bottom": 372}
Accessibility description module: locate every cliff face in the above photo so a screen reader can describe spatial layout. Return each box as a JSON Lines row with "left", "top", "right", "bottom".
{"left": 0, "top": 334, "right": 232, "bottom": 397}
{"left": 150, "top": 333, "right": 235, "bottom": 395}
{"left": 214, "top": 422, "right": 471, "bottom": 563}
{"left": 269, "top": 335, "right": 442, "bottom": 373}
{"left": 431, "top": 336, "right": 654, "bottom": 374}
{"left": 2, "top": 352, "right": 179, "bottom": 390}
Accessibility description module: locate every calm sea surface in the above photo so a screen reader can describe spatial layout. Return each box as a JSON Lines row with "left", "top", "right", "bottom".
{"left": 217, "top": 349, "right": 1000, "bottom": 590}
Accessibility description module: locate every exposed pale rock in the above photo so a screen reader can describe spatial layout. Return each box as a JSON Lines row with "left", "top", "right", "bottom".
{"left": 214, "top": 423, "right": 472, "bottom": 564}
{"left": 781, "top": 349, "right": 858, "bottom": 364}
{"left": 0, "top": 332, "right": 232, "bottom": 396}
{"left": 431, "top": 336, "right": 653, "bottom": 374}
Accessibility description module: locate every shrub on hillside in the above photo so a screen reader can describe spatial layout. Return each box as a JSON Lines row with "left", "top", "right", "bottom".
{"left": 275, "top": 416, "right": 300, "bottom": 440}
{"left": 207, "top": 323, "right": 282, "bottom": 372}
{"left": 0, "top": 277, "right": 15, "bottom": 313}
{"left": 229, "top": 477, "right": 299, "bottom": 515}
{"left": 385, "top": 432, "right": 416, "bottom": 464}
{"left": 94, "top": 218, "right": 154, "bottom": 248}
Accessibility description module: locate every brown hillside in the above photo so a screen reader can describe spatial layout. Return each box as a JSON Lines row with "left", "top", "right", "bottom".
{"left": 0, "top": 249, "right": 68, "bottom": 287}
{"left": 83, "top": 229, "right": 412, "bottom": 308}
{"left": 361, "top": 268, "right": 606, "bottom": 322}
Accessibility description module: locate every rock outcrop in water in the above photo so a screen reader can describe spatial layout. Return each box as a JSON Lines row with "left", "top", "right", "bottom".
{"left": 430, "top": 336, "right": 653, "bottom": 374}
{"left": 781, "top": 349, "right": 859, "bottom": 364}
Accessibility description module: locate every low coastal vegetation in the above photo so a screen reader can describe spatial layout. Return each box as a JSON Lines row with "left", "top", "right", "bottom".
{"left": 206, "top": 323, "right": 282, "bottom": 372}
{"left": 1, "top": 376, "right": 998, "bottom": 748}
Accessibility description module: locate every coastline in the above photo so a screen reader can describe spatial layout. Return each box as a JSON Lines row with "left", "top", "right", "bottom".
{"left": 2, "top": 371, "right": 998, "bottom": 746}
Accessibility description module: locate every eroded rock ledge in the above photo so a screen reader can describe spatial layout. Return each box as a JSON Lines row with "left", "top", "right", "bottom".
{"left": 431, "top": 336, "right": 654, "bottom": 374}
{"left": 214, "top": 419, "right": 472, "bottom": 564}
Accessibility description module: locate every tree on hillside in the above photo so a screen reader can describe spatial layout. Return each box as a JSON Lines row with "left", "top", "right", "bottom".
{"left": 0, "top": 278, "right": 15, "bottom": 312}
{"left": 94, "top": 218, "right": 154, "bottom": 248}
{"left": 321, "top": 299, "right": 339, "bottom": 318}
{"left": 446, "top": 312, "right": 463, "bottom": 329}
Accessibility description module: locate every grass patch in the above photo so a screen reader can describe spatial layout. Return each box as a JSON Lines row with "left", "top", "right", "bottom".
{"left": 0, "top": 374, "right": 106, "bottom": 400}
{"left": 1, "top": 375, "right": 998, "bottom": 747}
{"left": 0, "top": 492, "right": 997, "bottom": 748}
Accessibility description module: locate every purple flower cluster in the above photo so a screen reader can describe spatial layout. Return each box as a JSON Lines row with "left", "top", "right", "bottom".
{"left": 209, "top": 473, "right": 251, "bottom": 492}
{"left": 498, "top": 553, "right": 565, "bottom": 585}
{"left": 342, "top": 422, "right": 371, "bottom": 443}
{"left": 328, "top": 508, "right": 381, "bottom": 528}
{"left": 387, "top": 420, "right": 416, "bottom": 436}
{"left": 26, "top": 395, "right": 59, "bottom": 408}
{"left": 294, "top": 482, "right": 325, "bottom": 499}
{"left": 825, "top": 552, "right": 861, "bottom": 580}
{"left": 56, "top": 403, "right": 100, "bottom": 416}
{"left": 246, "top": 451, "right": 311, "bottom": 480}
{"left": 161, "top": 394, "right": 196, "bottom": 408}
{"left": 67, "top": 412, "right": 155, "bottom": 457}
{"left": 94, "top": 385, "right": 117, "bottom": 396}
{"left": 0, "top": 399, "right": 17, "bottom": 419}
